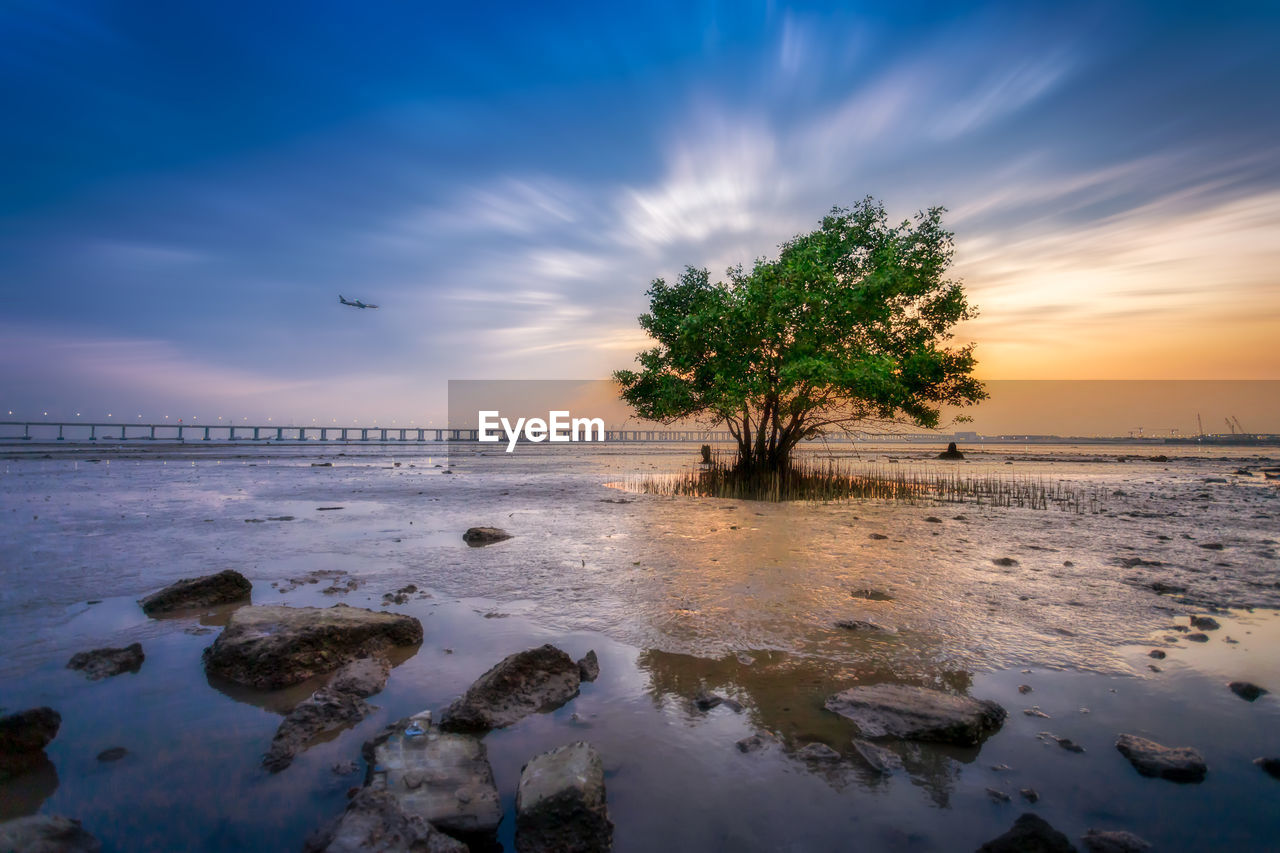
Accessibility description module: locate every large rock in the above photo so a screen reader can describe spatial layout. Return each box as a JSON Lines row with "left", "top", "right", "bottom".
{"left": 202, "top": 604, "right": 422, "bottom": 690}
{"left": 439, "top": 644, "right": 580, "bottom": 733}
{"left": 824, "top": 684, "right": 1006, "bottom": 745}
{"left": 363, "top": 711, "right": 502, "bottom": 840}
{"left": 1114, "top": 733, "right": 1206, "bottom": 782}
{"left": 139, "top": 569, "right": 251, "bottom": 615}
{"left": 66, "top": 643, "right": 144, "bottom": 680}
{"left": 303, "top": 788, "right": 466, "bottom": 853}
{"left": 515, "top": 742, "right": 612, "bottom": 853}
{"left": 462, "top": 527, "right": 511, "bottom": 546}
{"left": 977, "top": 813, "right": 1075, "bottom": 852}
{"left": 0, "top": 707, "right": 61, "bottom": 782}
{"left": 1081, "top": 829, "right": 1151, "bottom": 852}
{"left": 263, "top": 657, "right": 391, "bottom": 772}
{"left": 0, "top": 815, "right": 101, "bottom": 853}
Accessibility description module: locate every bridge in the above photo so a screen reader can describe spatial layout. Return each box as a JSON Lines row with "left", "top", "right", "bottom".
{"left": 0, "top": 420, "right": 741, "bottom": 444}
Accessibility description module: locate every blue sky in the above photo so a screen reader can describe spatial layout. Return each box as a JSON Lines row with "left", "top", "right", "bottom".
{"left": 2, "top": 1, "right": 1278, "bottom": 422}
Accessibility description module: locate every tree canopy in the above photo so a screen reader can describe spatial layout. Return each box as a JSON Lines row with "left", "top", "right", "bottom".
{"left": 613, "top": 198, "right": 986, "bottom": 471}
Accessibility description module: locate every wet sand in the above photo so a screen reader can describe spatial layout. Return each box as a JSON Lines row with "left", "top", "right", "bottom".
{"left": 1, "top": 443, "right": 1278, "bottom": 850}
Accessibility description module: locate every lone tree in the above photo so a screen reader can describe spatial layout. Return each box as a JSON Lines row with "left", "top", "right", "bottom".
{"left": 614, "top": 198, "right": 986, "bottom": 473}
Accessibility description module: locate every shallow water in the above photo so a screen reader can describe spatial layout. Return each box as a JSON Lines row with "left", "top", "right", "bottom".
{"left": 1, "top": 442, "right": 1278, "bottom": 850}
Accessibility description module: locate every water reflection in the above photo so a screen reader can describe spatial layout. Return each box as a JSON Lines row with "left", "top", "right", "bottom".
{"left": 0, "top": 754, "right": 58, "bottom": 820}
{"left": 204, "top": 644, "right": 419, "bottom": 715}
{"left": 636, "top": 646, "right": 982, "bottom": 806}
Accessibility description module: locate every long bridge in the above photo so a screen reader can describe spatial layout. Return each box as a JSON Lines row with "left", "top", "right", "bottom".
{"left": 0, "top": 420, "right": 742, "bottom": 444}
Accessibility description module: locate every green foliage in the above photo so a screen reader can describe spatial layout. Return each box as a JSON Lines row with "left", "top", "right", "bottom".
{"left": 613, "top": 198, "right": 986, "bottom": 471}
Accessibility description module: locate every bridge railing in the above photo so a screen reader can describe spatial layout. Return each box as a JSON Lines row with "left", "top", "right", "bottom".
{"left": 0, "top": 421, "right": 754, "bottom": 444}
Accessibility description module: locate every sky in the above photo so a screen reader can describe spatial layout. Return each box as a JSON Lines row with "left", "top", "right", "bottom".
{"left": 2, "top": 0, "right": 1278, "bottom": 425}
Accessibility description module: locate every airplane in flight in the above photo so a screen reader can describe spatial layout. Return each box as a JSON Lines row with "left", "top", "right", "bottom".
{"left": 339, "top": 294, "right": 379, "bottom": 309}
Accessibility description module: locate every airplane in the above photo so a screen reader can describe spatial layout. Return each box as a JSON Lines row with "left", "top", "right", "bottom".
{"left": 339, "top": 294, "right": 379, "bottom": 309}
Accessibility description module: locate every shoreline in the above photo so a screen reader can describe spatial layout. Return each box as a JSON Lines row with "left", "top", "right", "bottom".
{"left": 1, "top": 444, "right": 1278, "bottom": 849}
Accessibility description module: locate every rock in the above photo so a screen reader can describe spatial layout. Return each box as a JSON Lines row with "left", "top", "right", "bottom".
{"left": 823, "top": 684, "right": 1005, "bottom": 745}
{"left": 938, "top": 442, "right": 964, "bottom": 460}
{"left": 1050, "top": 735, "right": 1085, "bottom": 753}
{"left": 1024, "top": 707, "right": 1050, "bottom": 718}
{"left": 0, "top": 815, "right": 101, "bottom": 853}
{"left": 1081, "top": 829, "right": 1152, "bottom": 852}
{"left": 1149, "top": 581, "right": 1184, "bottom": 593}
{"left": 977, "top": 813, "right": 1075, "bottom": 853}
{"left": 986, "top": 787, "right": 1010, "bottom": 803}
{"left": 363, "top": 711, "right": 502, "bottom": 840}
{"left": 462, "top": 527, "right": 511, "bottom": 546}
{"left": 1184, "top": 632, "right": 1210, "bottom": 643}
{"left": 203, "top": 605, "right": 422, "bottom": 690}
{"left": 139, "top": 569, "right": 252, "bottom": 615}
{"left": 868, "top": 533, "right": 888, "bottom": 540}
{"left": 851, "top": 738, "right": 902, "bottom": 773}
{"left": 303, "top": 788, "right": 468, "bottom": 853}
{"left": 1019, "top": 788, "right": 1039, "bottom": 803}
{"left": 515, "top": 741, "right": 612, "bottom": 852}
{"left": 96, "top": 747, "right": 127, "bottom": 762}
{"left": 1018, "top": 684, "right": 1032, "bottom": 694}
{"left": 1115, "top": 733, "right": 1206, "bottom": 782}
{"left": 1148, "top": 649, "right": 1166, "bottom": 659}
{"left": 849, "top": 588, "right": 894, "bottom": 601}
{"left": 925, "top": 516, "right": 943, "bottom": 523}
{"left": 735, "top": 732, "right": 779, "bottom": 753}
{"left": 66, "top": 643, "right": 144, "bottom": 680}
{"left": 577, "top": 650, "right": 599, "bottom": 683}
{"left": 329, "top": 656, "right": 392, "bottom": 697}
{"left": 439, "top": 644, "right": 580, "bottom": 733}
{"left": 796, "top": 742, "right": 841, "bottom": 761}
{"left": 264, "top": 657, "right": 391, "bottom": 772}
{"left": 992, "top": 557, "right": 1019, "bottom": 567}
{"left": 834, "top": 619, "right": 895, "bottom": 633}
{"left": 0, "top": 707, "right": 61, "bottom": 782}
{"left": 1254, "top": 756, "right": 1280, "bottom": 779}
{"left": 1189, "top": 615, "right": 1220, "bottom": 630}
{"left": 331, "top": 760, "right": 360, "bottom": 776}
{"left": 1228, "top": 681, "right": 1268, "bottom": 701}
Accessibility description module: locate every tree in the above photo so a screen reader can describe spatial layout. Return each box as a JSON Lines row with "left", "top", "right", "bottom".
{"left": 613, "top": 198, "right": 986, "bottom": 473}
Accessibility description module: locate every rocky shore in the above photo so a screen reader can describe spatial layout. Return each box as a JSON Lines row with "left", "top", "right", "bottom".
{"left": 2, "top": 445, "right": 1278, "bottom": 851}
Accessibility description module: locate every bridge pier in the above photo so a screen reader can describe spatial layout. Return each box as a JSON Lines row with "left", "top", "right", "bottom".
{"left": 89, "top": 425, "right": 96, "bottom": 441}
{"left": 276, "top": 427, "right": 284, "bottom": 441}
{"left": 149, "top": 425, "right": 156, "bottom": 440}
{"left": 204, "top": 426, "right": 211, "bottom": 441}
{"left": 320, "top": 428, "right": 328, "bottom": 441}
{"left": 57, "top": 424, "right": 64, "bottom": 441}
